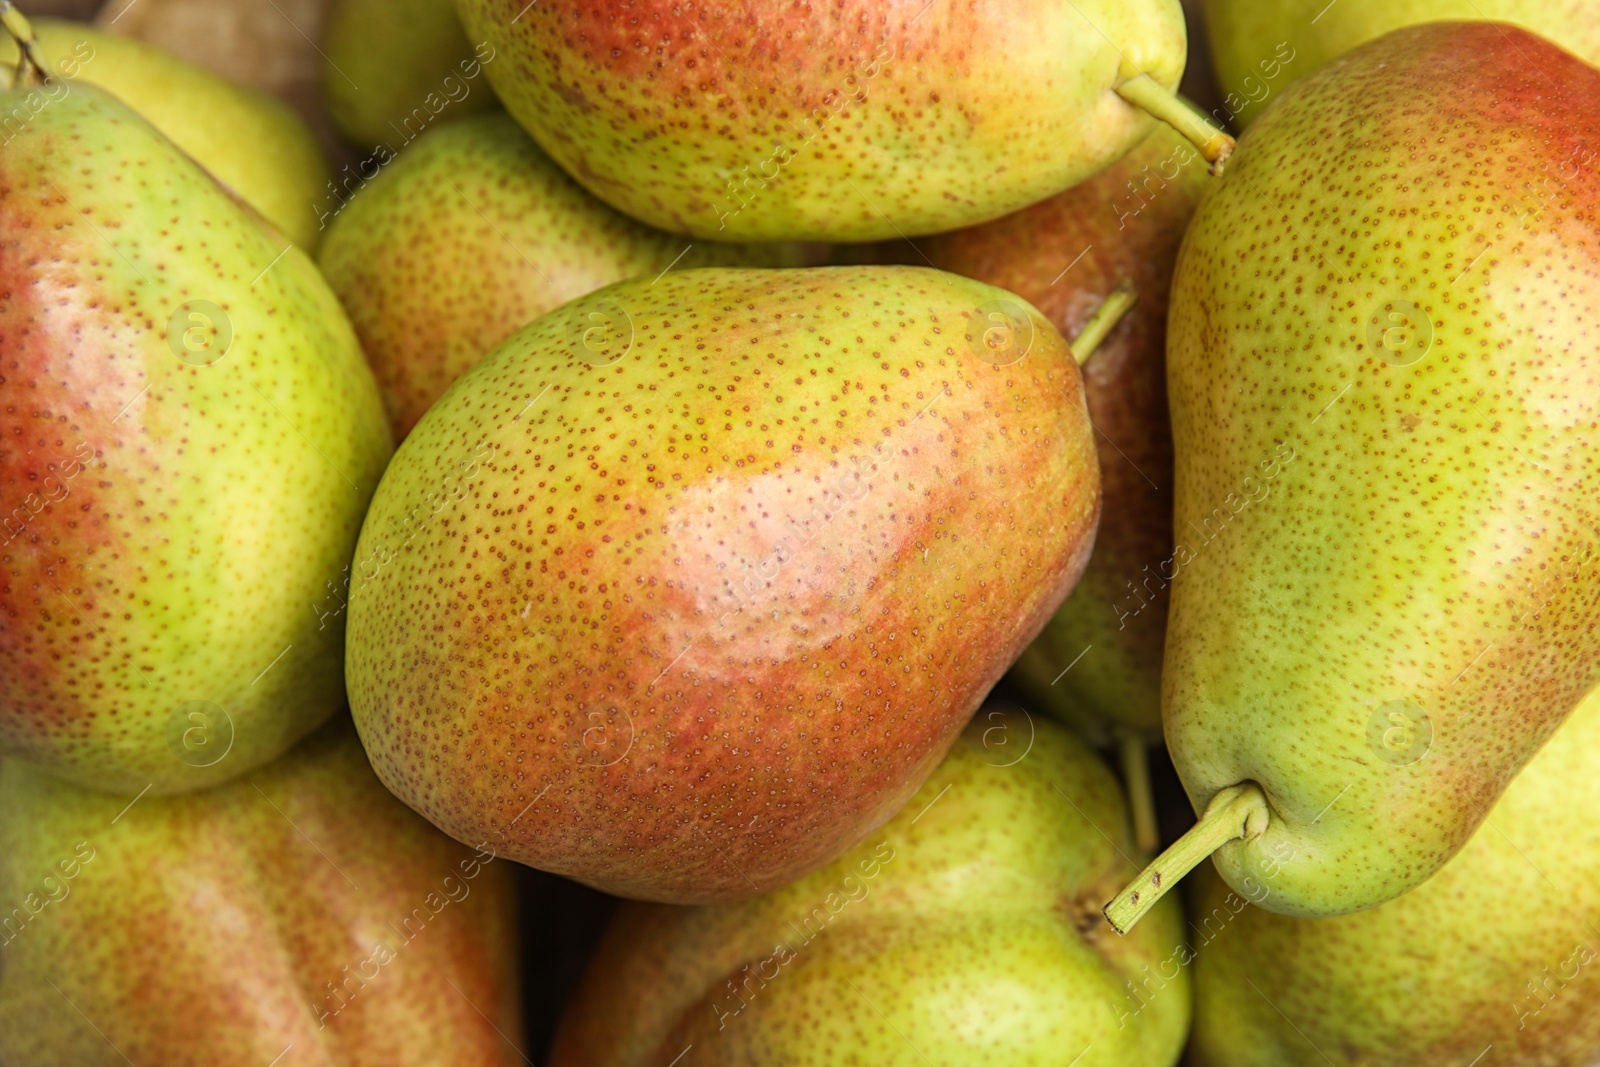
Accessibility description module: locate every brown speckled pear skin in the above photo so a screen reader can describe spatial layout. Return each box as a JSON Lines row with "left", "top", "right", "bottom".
{"left": 0, "top": 87, "right": 393, "bottom": 794}
{"left": 0, "top": 715, "right": 523, "bottom": 1067}
{"left": 550, "top": 710, "right": 1190, "bottom": 1067}
{"left": 1188, "top": 684, "right": 1600, "bottom": 1067}
{"left": 319, "top": 112, "right": 817, "bottom": 440}
{"left": 918, "top": 123, "right": 1208, "bottom": 744}
{"left": 1207, "top": 0, "right": 1600, "bottom": 129}
{"left": 1163, "top": 23, "right": 1600, "bottom": 918}
{"left": 345, "top": 266, "right": 1101, "bottom": 904}
{"left": 451, "top": 0, "right": 1187, "bottom": 242}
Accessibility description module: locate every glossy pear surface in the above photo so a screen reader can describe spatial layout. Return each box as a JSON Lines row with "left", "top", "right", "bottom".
{"left": 1189, "top": 684, "right": 1600, "bottom": 1066}
{"left": 320, "top": 112, "right": 814, "bottom": 438}
{"left": 346, "top": 266, "right": 1100, "bottom": 903}
{"left": 1, "top": 17, "right": 331, "bottom": 249}
{"left": 322, "top": 0, "right": 498, "bottom": 148}
{"left": 1208, "top": 0, "right": 1600, "bottom": 127}
{"left": 452, "top": 0, "right": 1188, "bottom": 241}
{"left": 551, "top": 710, "right": 1190, "bottom": 1067}
{"left": 0, "top": 87, "right": 392, "bottom": 794}
{"left": 1163, "top": 23, "right": 1600, "bottom": 916}
{"left": 0, "top": 717, "right": 523, "bottom": 1067}
{"left": 921, "top": 123, "right": 1207, "bottom": 742}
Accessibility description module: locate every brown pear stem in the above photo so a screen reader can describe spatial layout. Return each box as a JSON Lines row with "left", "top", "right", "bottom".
{"left": 1117, "top": 733, "right": 1160, "bottom": 854}
{"left": 0, "top": 2, "right": 51, "bottom": 88}
{"left": 1069, "top": 281, "right": 1137, "bottom": 366}
{"left": 1115, "top": 74, "right": 1235, "bottom": 176}
{"left": 1103, "top": 781, "right": 1270, "bottom": 934}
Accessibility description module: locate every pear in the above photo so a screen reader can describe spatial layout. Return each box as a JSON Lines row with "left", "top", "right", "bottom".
{"left": 452, "top": 0, "right": 1232, "bottom": 242}
{"left": 1103, "top": 23, "right": 1600, "bottom": 931}
{"left": 1187, "top": 683, "right": 1600, "bottom": 1066}
{"left": 345, "top": 265, "right": 1102, "bottom": 903}
{"left": 915, "top": 121, "right": 1209, "bottom": 848}
{"left": 0, "top": 715, "right": 525, "bottom": 1067}
{"left": 0, "top": 76, "right": 392, "bottom": 793}
{"left": 319, "top": 112, "right": 819, "bottom": 439}
{"left": 550, "top": 708, "right": 1191, "bottom": 1067}
{"left": 322, "top": 0, "right": 499, "bottom": 149}
{"left": 1208, "top": 0, "right": 1600, "bottom": 127}
{"left": 0, "top": 16, "right": 331, "bottom": 249}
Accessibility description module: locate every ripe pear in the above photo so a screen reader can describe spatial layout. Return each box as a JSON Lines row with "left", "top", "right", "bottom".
{"left": 346, "top": 265, "right": 1102, "bottom": 903}
{"left": 0, "top": 715, "right": 525, "bottom": 1067}
{"left": 322, "top": 0, "right": 498, "bottom": 148}
{"left": 452, "top": 0, "right": 1232, "bottom": 242}
{"left": 1188, "top": 683, "right": 1600, "bottom": 1066}
{"left": 319, "top": 112, "right": 819, "bottom": 439}
{"left": 0, "top": 16, "right": 331, "bottom": 249}
{"left": 0, "top": 80, "right": 392, "bottom": 794}
{"left": 1104, "top": 23, "right": 1600, "bottom": 931}
{"left": 1208, "top": 0, "right": 1600, "bottom": 127}
{"left": 550, "top": 708, "right": 1191, "bottom": 1067}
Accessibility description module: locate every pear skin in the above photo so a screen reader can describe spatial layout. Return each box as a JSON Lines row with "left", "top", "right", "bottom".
{"left": 0, "top": 17, "right": 331, "bottom": 249}
{"left": 0, "top": 85, "right": 393, "bottom": 793}
{"left": 346, "top": 266, "right": 1101, "bottom": 903}
{"left": 319, "top": 112, "right": 819, "bottom": 439}
{"left": 1188, "top": 683, "right": 1600, "bottom": 1066}
{"left": 1208, "top": 0, "right": 1600, "bottom": 128}
{"left": 0, "top": 716, "right": 525, "bottom": 1067}
{"left": 322, "top": 0, "right": 499, "bottom": 148}
{"left": 452, "top": 0, "right": 1198, "bottom": 241}
{"left": 1147, "top": 23, "right": 1600, "bottom": 920}
{"left": 917, "top": 122, "right": 1208, "bottom": 746}
{"left": 550, "top": 710, "right": 1191, "bottom": 1067}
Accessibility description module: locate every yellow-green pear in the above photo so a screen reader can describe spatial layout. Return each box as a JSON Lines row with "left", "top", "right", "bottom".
{"left": 0, "top": 56, "right": 392, "bottom": 794}
{"left": 1208, "top": 0, "right": 1600, "bottom": 127}
{"left": 551, "top": 709, "right": 1191, "bottom": 1067}
{"left": 452, "top": 0, "right": 1232, "bottom": 241}
{"left": 1105, "top": 23, "right": 1600, "bottom": 930}
{"left": 1, "top": 16, "right": 331, "bottom": 249}
{"left": 322, "top": 0, "right": 498, "bottom": 148}
{"left": 1189, "top": 684, "right": 1600, "bottom": 1066}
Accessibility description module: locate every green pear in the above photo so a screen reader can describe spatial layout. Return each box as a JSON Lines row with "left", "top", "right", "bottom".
{"left": 0, "top": 75, "right": 392, "bottom": 793}
{"left": 0, "top": 715, "right": 525, "bottom": 1066}
{"left": 1208, "top": 0, "right": 1600, "bottom": 128}
{"left": 1187, "top": 683, "right": 1600, "bottom": 1065}
{"left": 452, "top": 0, "right": 1232, "bottom": 242}
{"left": 1104, "top": 23, "right": 1600, "bottom": 930}
{"left": 319, "top": 112, "right": 820, "bottom": 439}
{"left": 346, "top": 265, "right": 1102, "bottom": 903}
{"left": 0, "top": 16, "right": 331, "bottom": 249}
{"left": 322, "top": 0, "right": 498, "bottom": 148}
{"left": 550, "top": 709, "right": 1191, "bottom": 1067}
{"left": 914, "top": 121, "right": 1208, "bottom": 847}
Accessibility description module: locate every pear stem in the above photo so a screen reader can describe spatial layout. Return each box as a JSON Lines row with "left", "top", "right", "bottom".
{"left": 1069, "top": 281, "right": 1137, "bottom": 366}
{"left": 0, "top": 2, "right": 51, "bottom": 88}
{"left": 1103, "top": 781, "right": 1270, "bottom": 934}
{"left": 1117, "top": 734, "right": 1160, "bottom": 854}
{"left": 1115, "top": 74, "right": 1235, "bottom": 176}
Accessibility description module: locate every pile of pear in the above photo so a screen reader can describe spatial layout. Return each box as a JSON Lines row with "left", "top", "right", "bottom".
{"left": 1, "top": 0, "right": 1599, "bottom": 1064}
